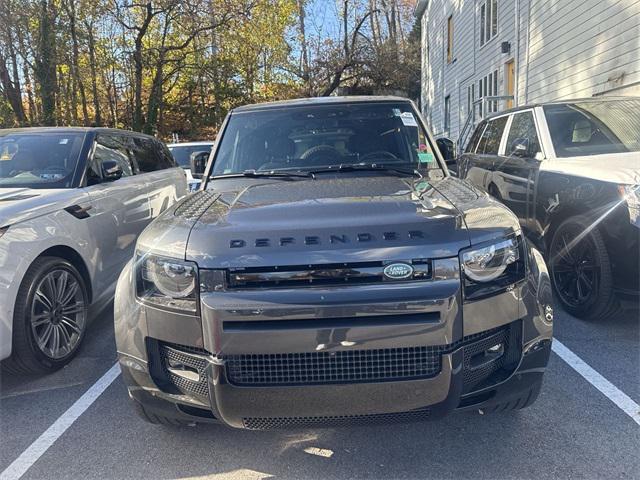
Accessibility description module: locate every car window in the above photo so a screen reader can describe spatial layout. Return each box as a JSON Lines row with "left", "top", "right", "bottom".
{"left": 465, "top": 121, "right": 486, "bottom": 153}
{"left": 505, "top": 111, "right": 541, "bottom": 157}
{"left": 477, "top": 116, "right": 508, "bottom": 155}
{"left": 544, "top": 100, "right": 640, "bottom": 157}
{"left": 168, "top": 144, "right": 213, "bottom": 168}
{"left": 91, "top": 134, "right": 134, "bottom": 183}
{"left": 210, "top": 102, "right": 444, "bottom": 177}
{"left": 0, "top": 132, "right": 85, "bottom": 189}
{"left": 132, "top": 137, "right": 168, "bottom": 173}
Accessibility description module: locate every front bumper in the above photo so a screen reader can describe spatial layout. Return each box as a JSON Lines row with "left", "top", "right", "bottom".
{"left": 115, "top": 249, "right": 553, "bottom": 429}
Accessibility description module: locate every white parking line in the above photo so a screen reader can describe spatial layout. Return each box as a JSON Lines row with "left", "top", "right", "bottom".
{"left": 552, "top": 340, "right": 640, "bottom": 426}
{"left": 0, "top": 362, "right": 121, "bottom": 480}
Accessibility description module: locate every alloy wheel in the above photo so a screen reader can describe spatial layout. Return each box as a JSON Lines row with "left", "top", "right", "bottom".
{"left": 30, "top": 268, "right": 86, "bottom": 360}
{"left": 550, "top": 223, "right": 600, "bottom": 308}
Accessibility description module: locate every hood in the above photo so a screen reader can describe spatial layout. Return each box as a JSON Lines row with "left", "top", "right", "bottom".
{"left": 172, "top": 175, "right": 520, "bottom": 268}
{"left": 0, "top": 188, "right": 85, "bottom": 228}
{"left": 541, "top": 152, "right": 640, "bottom": 184}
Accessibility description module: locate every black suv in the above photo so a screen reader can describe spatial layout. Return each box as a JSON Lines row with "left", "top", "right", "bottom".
{"left": 115, "top": 96, "right": 552, "bottom": 429}
{"left": 458, "top": 98, "right": 640, "bottom": 320}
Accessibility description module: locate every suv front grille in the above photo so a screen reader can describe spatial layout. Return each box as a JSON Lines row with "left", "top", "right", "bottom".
{"left": 242, "top": 407, "right": 432, "bottom": 430}
{"left": 223, "top": 322, "right": 520, "bottom": 387}
{"left": 225, "top": 347, "right": 442, "bottom": 386}
{"left": 224, "top": 260, "right": 431, "bottom": 289}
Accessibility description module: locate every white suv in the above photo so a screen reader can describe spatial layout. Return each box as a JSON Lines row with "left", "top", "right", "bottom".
{"left": 0, "top": 127, "right": 187, "bottom": 373}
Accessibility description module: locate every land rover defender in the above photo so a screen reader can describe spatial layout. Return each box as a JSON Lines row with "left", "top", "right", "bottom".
{"left": 114, "top": 97, "right": 552, "bottom": 429}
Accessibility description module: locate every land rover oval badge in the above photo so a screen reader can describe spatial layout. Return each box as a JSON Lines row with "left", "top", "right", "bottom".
{"left": 383, "top": 262, "right": 414, "bottom": 280}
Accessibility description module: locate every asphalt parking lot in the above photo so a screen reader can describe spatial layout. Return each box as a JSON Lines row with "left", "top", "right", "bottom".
{"left": 1, "top": 303, "right": 639, "bottom": 480}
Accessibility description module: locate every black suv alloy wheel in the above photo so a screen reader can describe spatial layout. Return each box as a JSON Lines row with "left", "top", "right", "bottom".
{"left": 549, "top": 216, "right": 619, "bottom": 320}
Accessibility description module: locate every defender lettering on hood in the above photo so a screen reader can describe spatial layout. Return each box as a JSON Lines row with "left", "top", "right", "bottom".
{"left": 229, "top": 230, "right": 426, "bottom": 248}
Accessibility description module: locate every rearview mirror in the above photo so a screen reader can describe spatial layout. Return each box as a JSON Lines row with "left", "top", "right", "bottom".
{"left": 190, "top": 151, "right": 209, "bottom": 179}
{"left": 510, "top": 138, "right": 529, "bottom": 157}
{"left": 101, "top": 160, "right": 123, "bottom": 181}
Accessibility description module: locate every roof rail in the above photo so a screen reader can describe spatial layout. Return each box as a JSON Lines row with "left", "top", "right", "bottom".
{"left": 457, "top": 95, "right": 514, "bottom": 153}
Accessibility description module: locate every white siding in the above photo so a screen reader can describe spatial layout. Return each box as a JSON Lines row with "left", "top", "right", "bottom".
{"left": 418, "top": 0, "right": 640, "bottom": 145}
{"left": 523, "top": 0, "right": 640, "bottom": 102}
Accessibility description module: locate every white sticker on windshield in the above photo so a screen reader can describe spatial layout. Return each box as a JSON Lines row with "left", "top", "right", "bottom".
{"left": 59, "top": 138, "right": 69, "bottom": 144}
{"left": 399, "top": 112, "right": 418, "bottom": 127}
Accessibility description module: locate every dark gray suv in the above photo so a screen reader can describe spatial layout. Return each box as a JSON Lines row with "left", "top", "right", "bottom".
{"left": 114, "top": 96, "right": 552, "bottom": 429}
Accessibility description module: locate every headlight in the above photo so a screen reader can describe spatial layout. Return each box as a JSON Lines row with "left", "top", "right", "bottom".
{"left": 462, "top": 238, "right": 519, "bottom": 282}
{"left": 461, "top": 237, "right": 525, "bottom": 300}
{"left": 136, "top": 253, "right": 198, "bottom": 312}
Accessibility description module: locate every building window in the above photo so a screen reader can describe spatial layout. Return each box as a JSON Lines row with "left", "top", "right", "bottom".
{"left": 447, "top": 15, "right": 454, "bottom": 63}
{"left": 480, "top": 0, "right": 498, "bottom": 46}
{"left": 444, "top": 95, "right": 451, "bottom": 132}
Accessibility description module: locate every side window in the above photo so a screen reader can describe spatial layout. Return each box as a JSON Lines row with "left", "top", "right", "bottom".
{"left": 157, "top": 142, "right": 177, "bottom": 169}
{"left": 465, "top": 121, "right": 486, "bottom": 153}
{"left": 131, "top": 137, "right": 174, "bottom": 173}
{"left": 481, "top": 116, "right": 508, "bottom": 155}
{"left": 506, "top": 111, "right": 541, "bottom": 157}
{"left": 88, "top": 134, "right": 134, "bottom": 185}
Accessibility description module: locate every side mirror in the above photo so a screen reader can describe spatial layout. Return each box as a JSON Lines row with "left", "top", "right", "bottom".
{"left": 101, "top": 159, "right": 123, "bottom": 181}
{"left": 510, "top": 138, "right": 529, "bottom": 157}
{"left": 436, "top": 137, "right": 457, "bottom": 175}
{"left": 190, "top": 151, "right": 209, "bottom": 179}
{"left": 436, "top": 137, "right": 455, "bottom": 161}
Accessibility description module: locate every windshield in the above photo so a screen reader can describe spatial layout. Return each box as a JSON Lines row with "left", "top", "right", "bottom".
{"left": 210, "top": 102, "right": 442, "bottom": 177}
{"left": 0, "top": 132, "right": 85, "bottom": 188}
{"left": 544, "top": 99, "right": 640, "bottom": 157}
{"left": 168, "top": 144, "right": 213, "bottom": 168}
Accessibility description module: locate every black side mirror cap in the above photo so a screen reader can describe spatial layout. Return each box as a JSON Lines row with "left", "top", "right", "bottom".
{"left": 436, "top": 137, "right": 456, "bottom": 161}
{"left": 190, "top": 151, "right": 209, "bottom": 179}
{"left": 101, "top": 159, "right": 123, "bottom": 181}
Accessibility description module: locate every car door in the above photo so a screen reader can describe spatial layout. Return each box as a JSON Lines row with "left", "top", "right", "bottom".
{"left": 130, "top": 136, "right": 187, "bottom": 221}
{"left": 83, "top": 133, "right": 152, "bottom": 295}
{"left": 492, "top": 110, "right": 543, "bottom": 228}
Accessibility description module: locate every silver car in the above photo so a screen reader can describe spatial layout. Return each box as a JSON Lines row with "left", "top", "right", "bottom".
{"left": 0, "top": 127, "right": 187, "bottom": 374}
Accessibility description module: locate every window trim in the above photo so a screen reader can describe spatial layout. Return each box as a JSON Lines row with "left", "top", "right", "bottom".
{"left": 446, "top": 15, "right": 454, "bottom": 64}
{"left": 444, "top": 95, "right": 451, "bottom": 132}
{"left": 479, "top": 0, "right": 498, "bottom": 47}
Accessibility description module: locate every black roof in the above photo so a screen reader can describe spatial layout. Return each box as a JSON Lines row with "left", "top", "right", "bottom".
{"left": 233, "top": 95, "right": 413, "bottom": 113}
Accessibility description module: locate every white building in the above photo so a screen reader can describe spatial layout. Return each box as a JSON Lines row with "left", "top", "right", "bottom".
{"left": 415, "top": 0, "right": 640, "bottom": 146}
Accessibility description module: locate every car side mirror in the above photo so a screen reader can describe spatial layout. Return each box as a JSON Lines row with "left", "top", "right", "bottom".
{"left": 510, "top": 138, "right": 529, "bottom": 157}
{"left": 436, "top": 137, "right": 455, "bottom": 161}
{"left": 101, "top": 159, "right": 123, "bottom": 181}
{"left": 190, "top": 151, "right": 209, "bottom": 180}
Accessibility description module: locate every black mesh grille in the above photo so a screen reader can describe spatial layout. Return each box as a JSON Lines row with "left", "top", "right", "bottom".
{"left": 225, "top": 347, "right": 442, "bottom": 386}
{"left": 461, "top": 322, "right": 521, "bottom": 394}
{"left": 159, "top": 344, "right": 210, "bottom": 398}
{"left": 242, "top": 407, "right": 431, "bottom": 430}
{"left": 174, "top": 191, "right": 218, "bottom": 218}
{"left": 223, "top": 323, "right": 518, "bottom": 387}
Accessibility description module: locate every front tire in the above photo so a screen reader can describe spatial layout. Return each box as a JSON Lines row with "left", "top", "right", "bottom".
{"left": 3, "top": 257, "right": 89, "bottom": 375}
{"left": 549, "top": 216, "right": 620, "bottom": 321}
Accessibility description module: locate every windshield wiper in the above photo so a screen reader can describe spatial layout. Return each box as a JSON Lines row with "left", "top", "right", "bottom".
{"left": 212, "top": 170, "right": 313, "bottom": 180}
{"left": 307, "top": 163, "right": 422, "bottom": 178}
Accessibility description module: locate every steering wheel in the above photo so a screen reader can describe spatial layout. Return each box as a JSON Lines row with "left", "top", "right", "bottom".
{"left": 300, "top": 145, "right": 342, "bottom": 164}
{"left": 359, "top": 151, "right": 399, "bottom": 162}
